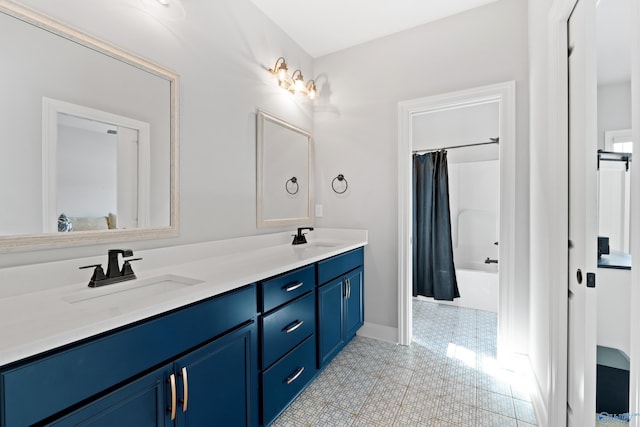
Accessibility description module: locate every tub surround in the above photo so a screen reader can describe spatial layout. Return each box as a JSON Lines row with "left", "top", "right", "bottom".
{"left": 0, "top": 228, "right": 367, "bottom": 367}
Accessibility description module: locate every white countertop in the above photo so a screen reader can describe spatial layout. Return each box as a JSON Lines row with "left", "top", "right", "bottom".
{"left": 0, "top": 228, "right": 367, "bottom": 367}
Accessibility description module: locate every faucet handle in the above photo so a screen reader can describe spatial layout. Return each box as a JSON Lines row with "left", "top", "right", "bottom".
{"left": 121, "top": 257, "right": 142, "bottom": 277}
{"left": 79, "top": 264, "right": 107, "bottom": 287}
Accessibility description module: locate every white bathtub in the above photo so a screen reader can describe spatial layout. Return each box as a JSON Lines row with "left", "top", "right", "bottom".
{"left": 417, "top": 265, "right": 498, "bottom": 313}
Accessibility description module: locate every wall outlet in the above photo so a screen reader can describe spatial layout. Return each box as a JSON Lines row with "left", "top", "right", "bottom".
{"left": 315, "top": 204, "right": 323, "bottom": 217}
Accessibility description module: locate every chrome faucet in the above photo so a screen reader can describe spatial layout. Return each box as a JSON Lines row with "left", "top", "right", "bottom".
{"left": 80, "top": 249, "right": 142, "bottom": 287}
{"left": 292, "top": 227, "right": 314, "bottom": 245}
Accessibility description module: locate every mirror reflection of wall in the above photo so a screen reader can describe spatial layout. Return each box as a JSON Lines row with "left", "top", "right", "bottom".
{"left": 256, "top": 111, "right": 312, "bottom": 228}
{"left": 0, "top": 3, "right": 176, "bottom": 248}
{"left": 56, "top": 114, "right": 142, "bottom": 232}
{"left": 42, "top": 99, "right": 152, "bottom": 235}
{"left": 262, "top": 119, "right": 309, "bottom": 220}
{"left": 596, "top": 0, "right": 632, "bottom": 257}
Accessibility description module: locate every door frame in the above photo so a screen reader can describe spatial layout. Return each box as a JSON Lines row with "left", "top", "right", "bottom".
{"left": 397, "top": 81, "right": 517, "bottom": 358}
{"left": 629, "top": 0, "right": 640, "bottom": 424}
{"left": 545, "top": 1, "right": 575, "bottom": 425}
{"left": 547, "top": 0, "right": 640, "bottom": 425}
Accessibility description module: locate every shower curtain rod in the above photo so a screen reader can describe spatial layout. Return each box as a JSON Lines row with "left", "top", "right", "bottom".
{"left": 413, "top": 137, "right": 499, "bottom": 154}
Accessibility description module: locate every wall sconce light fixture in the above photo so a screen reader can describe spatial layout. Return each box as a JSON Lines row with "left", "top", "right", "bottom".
{"left": 269, "top": 57, "right": 316, "bottom": 100}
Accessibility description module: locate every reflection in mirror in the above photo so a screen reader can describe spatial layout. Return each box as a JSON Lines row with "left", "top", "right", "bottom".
{"left": 595, "top": 0, "right": 633, "bottom": 418}
{"left": 43, "top": 99, "right": 152, "bottom": 234}
{"left": 596, "top": 0, "right": 632, "bottom": 262}
{"left": 0, "top": 1, "right": 178, "bottom": 250}
{"left": 256, "top": 110, "right": 313, "bottom": 228}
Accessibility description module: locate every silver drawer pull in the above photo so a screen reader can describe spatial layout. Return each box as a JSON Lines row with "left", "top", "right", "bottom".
{"left": 285, "top": 367, "right": 305, "bottom": 385}
{"left": 284, "top": 320, "right": 304, "bottom": 334}
{"left": 284, "top": 281, "right": 304, "bottom": 292}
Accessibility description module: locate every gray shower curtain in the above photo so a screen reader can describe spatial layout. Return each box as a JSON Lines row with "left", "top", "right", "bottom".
{"left": 412, "top": 150, "right": 459, "bottom": 301}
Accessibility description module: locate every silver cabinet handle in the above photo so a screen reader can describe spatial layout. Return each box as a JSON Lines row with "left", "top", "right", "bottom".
{"left": 168, "top": 373, "right": 177, "bottom": 421}
{"left": 284, "top": 282, "right": 303, "bottom": 292}
{"left": 346, "top": 278, "right": 351, "bottom": 299}
{"left": 284, "top": 320, "right": 304, "bottom": 334}
{"left": 180, "top": 367, "right": 188, "bottom": 413}
{"left": 285, "top": 367, "right": 305, "bottom": 385}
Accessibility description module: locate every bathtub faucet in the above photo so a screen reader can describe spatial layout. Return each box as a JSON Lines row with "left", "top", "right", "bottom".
{"left": 484, "top": 257, "right": 498, "bottom": 264}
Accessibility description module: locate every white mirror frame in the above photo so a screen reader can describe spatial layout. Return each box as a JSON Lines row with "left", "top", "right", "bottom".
{"left": 0, "top": 0, "right": 179, "bottom": 252}
{"left": 256, "top": 110, "right": 313, "bottom": 228}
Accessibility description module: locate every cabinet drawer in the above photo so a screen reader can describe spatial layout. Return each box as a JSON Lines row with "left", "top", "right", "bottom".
{"left": 317, "top": 247, "right": 364, "bottom": 285}
{"left": 0, "top": 284, "right": 257, "bottom": 427}
{"left": 262, "top": 335, "right": 316, "bottom": 425}
{"left": 261, "top": 291, "right": 315, "bottom": 368}
{"left": 261, "top": 264, "right": 315, "bottom": 313}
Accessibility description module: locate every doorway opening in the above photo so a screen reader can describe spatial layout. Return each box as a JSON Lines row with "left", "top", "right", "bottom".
{"left": 397, "top": 81, "right": 517, "bottom": 362}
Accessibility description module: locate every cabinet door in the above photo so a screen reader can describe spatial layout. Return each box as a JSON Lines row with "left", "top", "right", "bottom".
{"left": 46, "top": 364, "right": 173, "bottom": 427}
{"left": 317, "top": 278, "right": 344, "bottom": 367}
{"left": 175, "top": 321, "right": 257, "bottom": 427}
{"left": 344, "top": 267, "right": 364, "bottom": 340}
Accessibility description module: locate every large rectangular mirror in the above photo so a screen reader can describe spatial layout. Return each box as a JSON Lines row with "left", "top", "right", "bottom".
{"left": 256, "top": 110, "right": 313, "bottom": 228}
{"left": 0, "top": 1, "right": 179, "bottom": 251}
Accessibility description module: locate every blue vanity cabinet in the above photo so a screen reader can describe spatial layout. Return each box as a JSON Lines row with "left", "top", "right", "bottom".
{"left": 47, "top": 322, "right": 257, "bottom": 427}
{"left": 0, "top": 285, "right": 258, "bottom": 427}
{"left": 46, "top": 363, "right": 173, "bottom": 426}
{"left": 173, "top": 321, "right": 257, "bottom": 427}
{"left": 259, "top": 265, "right": 318, "bottom": 426}
{"left": 317, "top": 248, "right": 364, "bottom": 368}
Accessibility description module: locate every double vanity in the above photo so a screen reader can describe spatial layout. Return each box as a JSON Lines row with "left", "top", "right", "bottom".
{"left": 0, "top": 229, "right": 367, "bottom": 426}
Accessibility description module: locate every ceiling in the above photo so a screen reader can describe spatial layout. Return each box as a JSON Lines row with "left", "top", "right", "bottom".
{"left": 249, "top": 0, "right": 501, "bottom": 58}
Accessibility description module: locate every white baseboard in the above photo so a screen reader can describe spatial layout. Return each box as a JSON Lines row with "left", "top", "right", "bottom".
{"left": 527, "top": 357, "right": 549, "bottom": 427}
{"left": 357, "top": 322, "right": 398, "bottom": 344}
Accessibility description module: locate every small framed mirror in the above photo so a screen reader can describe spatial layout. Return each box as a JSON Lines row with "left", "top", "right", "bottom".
{"left": 256, "top": 110, "right": 313, "bottom": 228}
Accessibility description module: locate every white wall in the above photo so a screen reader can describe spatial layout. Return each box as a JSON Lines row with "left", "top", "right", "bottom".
{"left": 598, "top": 81, "right": 632, "bottom": 149}
{"left": 313, "top": 0, "right": 530, "bottom": 351}
{"left": 0, "top": 0, "right": 313, "bottom": 269}
{"left": 597, "top": 268, "right": 631, "bottom": 357}
{"left": 57, "top": 125, "right": 118, "bottom": 218}
{"left": 413, "top": 101, "right": 500, "bottom": 150}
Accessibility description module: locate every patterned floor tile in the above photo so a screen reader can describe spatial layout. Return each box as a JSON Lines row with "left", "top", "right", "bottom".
{"left": 324, "top": 381, "right": 370, "bottom": 414}
{"left": 378, "top": 362, "right": 415, "bottom": 386}
{"left": 477, "top": 408, "right": 518, "bottom": 426}
{"left": 435, "top": 395, "right": 476, "bottom": 425}
{"left": 359, "top": 394, "right": 401, "bottom": 426}
{"left": 477, "top": 389, "right": 516, "bottom": 418}
{"left": 270, "top": 414, "right": 309, "bottom": 427}
{"left": 276, "top": 300, "right": 538, "bottom": 426}
{"left": 310, "top": 405, "right": 355, "bottom": 427}
{"left": 369, "top": 379, "right": 407, "bottom": 404}
{"left": 477, "top": 373, "right": 512, "bottom": 396}
{"left": 513, "top": 399, "right": 537, "bottom": 424}
{"left": 440, "top": 380, "right": 476, "bottom": 404}
{"left": 303, "top": 376, "right": 341, "bottom": 403}
{"left": 510, "top": 382, "right": 532, "bottom": 402}
{"left": 281, "top": 392, "right": 325, "bottom": 423}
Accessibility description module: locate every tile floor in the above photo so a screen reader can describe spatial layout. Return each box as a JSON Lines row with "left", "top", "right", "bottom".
{"left": 272, "top": 300, "right": 537, "bottom": 426}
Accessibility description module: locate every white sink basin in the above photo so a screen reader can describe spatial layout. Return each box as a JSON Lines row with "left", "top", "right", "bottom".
{"left": 63, "top": 274, "right": 203, "bottom": 310}
{"left": 299, "top": 242, "right": 339, "bottom": 248}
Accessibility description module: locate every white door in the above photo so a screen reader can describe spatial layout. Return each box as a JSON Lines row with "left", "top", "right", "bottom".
{"left": 117, "top": 126, "right": 140, "bottom": 229}
{"left": 567, "top": 0, "right": 598, "bottom": 425}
